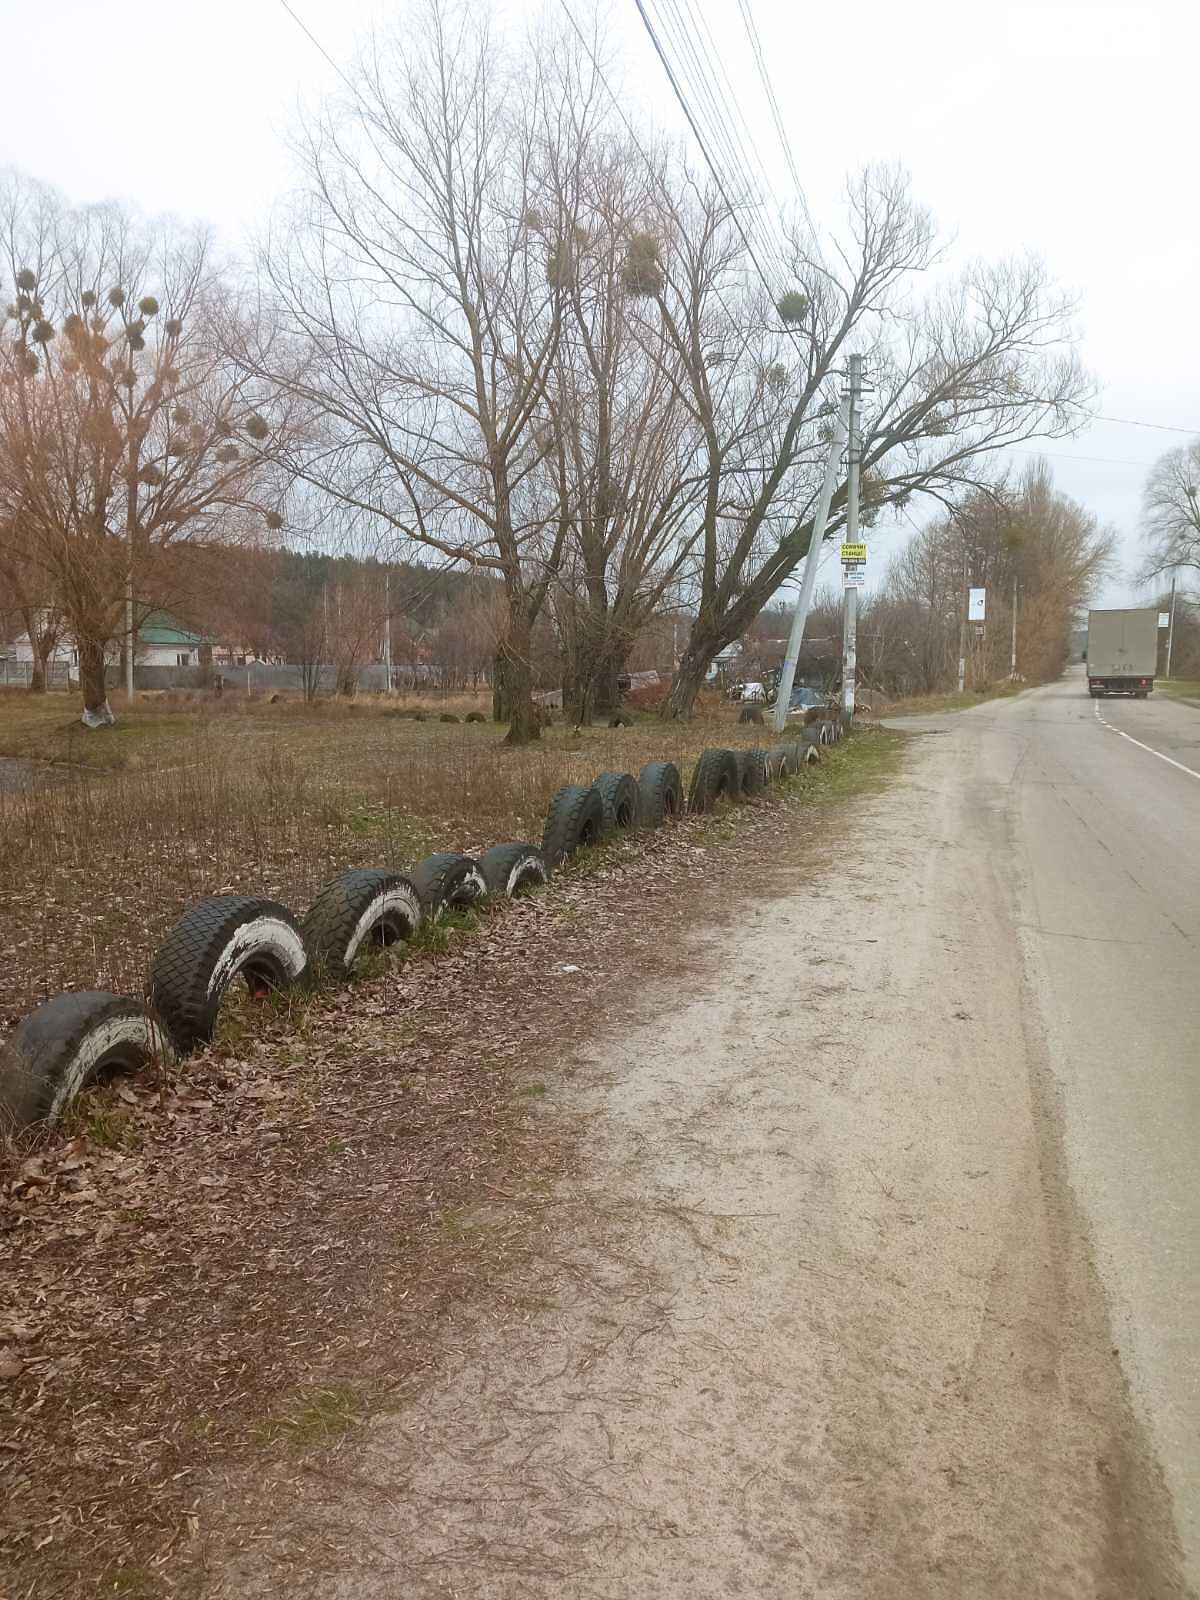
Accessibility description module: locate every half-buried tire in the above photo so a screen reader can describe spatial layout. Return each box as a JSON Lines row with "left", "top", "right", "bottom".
{"left": 542, "top": 784, "right": 604, "bottom": 870}
{"left": 638, "top": 760, "right": 682, "bottom": 827}
{"left": 743, "top": 748, "right": 771, "bottom": 795}
{"left": 0, "top": 992, "right": 173, "bottom": 1131}
{"left": 594, "top": 770, "right": 639, "bottom": 837}
{"left": 477, "top": 842, "right": 548, "bottom": 898}
{"left": 769, "top": 747, "right": 792, "bottom": 782}
{"left": 150, "top": 895, "right": 310, "bottom": 1054}
{"left": 302, "top": 869, "right": 423, "bottom": 981}
{"left": 408, "top": 852, "right": 487, "bottom": 921}
{"left": 687, "top": 748, "right": 739, "bottom": 814}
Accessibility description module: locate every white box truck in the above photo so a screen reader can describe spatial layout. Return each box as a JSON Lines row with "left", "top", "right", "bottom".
{"left": 1086, "top": 608, "right": 1158, "bottom": 698}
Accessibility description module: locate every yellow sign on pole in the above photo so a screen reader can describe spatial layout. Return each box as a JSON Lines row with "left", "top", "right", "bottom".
{"left": 840, "top": 542, "right": 867, "bottom": 563}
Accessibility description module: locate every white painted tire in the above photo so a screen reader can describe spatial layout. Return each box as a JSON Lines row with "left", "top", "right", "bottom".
{"left": 0, "top": 992, "right": 173, "bottom": 1130}
{"left": 149, "top": 895, "right": 309, "bottom": 1053}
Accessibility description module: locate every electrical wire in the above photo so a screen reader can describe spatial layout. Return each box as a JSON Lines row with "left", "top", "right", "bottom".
{"left": 632, "top": 0, "right": 796, "bottom": 316}
{"left": 1077, "top": 410, "right": 1200, "bottom": 436}
{"left": 277, "top": 0, "right": 361, "bottom": 100}
{"left": 647, "top": 0, "right": 807, "bottom": 296}
{"left": 734, "top": 0, "right": 818, "bottom": 242}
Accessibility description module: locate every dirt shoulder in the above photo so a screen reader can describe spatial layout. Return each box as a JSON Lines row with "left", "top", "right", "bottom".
{"left": 0, "top": 735, "right": 889, "bottom": 1599}
{"left": 189, "top": 726, "right": 1188, "bottom": 1600}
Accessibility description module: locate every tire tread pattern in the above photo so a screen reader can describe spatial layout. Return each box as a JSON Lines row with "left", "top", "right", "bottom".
{"left": 149, "top": 894, "right": 306, "bottom": 1054}
{"left": 542, "top": 784, "right": 604, "bottom": 869}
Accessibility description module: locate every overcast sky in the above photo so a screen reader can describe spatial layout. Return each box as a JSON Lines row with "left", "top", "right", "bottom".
{"left": 3, "top": 0, "right": 1196, "bottom": 604}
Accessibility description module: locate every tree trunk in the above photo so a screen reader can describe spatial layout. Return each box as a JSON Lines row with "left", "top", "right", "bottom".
{"left": 492, "top": 645, "right": 512, "bottom": 722}
{"left": 592, "top": 647, "right": 625, "bottom": 720}
{"left": 662, "top": 634, "right": 719, "bottom": 720}
{"left": 498, "top": 609, "right": 540, "bottom": 745}
{"left": 78, "top": 636, "right": 114, "bottom": 726}
{"left": 28, "top": 658, "right": 46, "bottom": 694}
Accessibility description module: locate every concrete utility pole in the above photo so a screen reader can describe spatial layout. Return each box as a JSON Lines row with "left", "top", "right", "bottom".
{"left": 839, "top": 353, "right": 863, "bottom": 729}
{"left": 1010, "top": 574, "right": 1019, "bottom": 679}
{"left": 1165, "top": 570, "right": 1177, "bottom": 680}
{"left": 770, "top": 395, "right": 850, "bottom": 735}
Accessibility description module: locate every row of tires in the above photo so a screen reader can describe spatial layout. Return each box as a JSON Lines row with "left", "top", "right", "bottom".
{"left": 0, "top": 733, "right": 838, "bottom": 1134}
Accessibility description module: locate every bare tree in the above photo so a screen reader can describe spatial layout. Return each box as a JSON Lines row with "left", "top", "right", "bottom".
{"left": 870, "top": 461, "right": 1114, "bottom": 693}
{"left": 1138, "top": 438, "right": 1200, "bottom": 580}
{"left": 628, "top": 164, "right": 1091, "bottom": 716}
{"left": 0, "top": 172, "right": 286, "bottom": 723}
{"left": 539, "top": 137, "right": 703, "bottom": 723}
{"left": 251, "top": 0, "right": 616, "bottom": 743}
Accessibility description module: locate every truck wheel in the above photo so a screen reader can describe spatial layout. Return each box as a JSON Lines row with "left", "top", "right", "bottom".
{"left": 150, "top": 895, "right": 309, "bottom": 1054}
{"left": 542, "top": 784, "right": 604, "bottom": 869}
{"left": 0, "top": 992, "right": 173, "bottom": 1131}
{"left": 408, "top": 853, "right": 487, "bottom": 920}
{"left": 637, "top": 760, "right": 682, "bottom": 826}
{"left": 687, "top": 748, "right": 739, "bottom": 813}
{"left": 477, "top": 843, "right": 548, "bottom": 898}
{"left": 594, "top": 770, "right": 639, "bottom": 836}
{"left": 302, "top": 869, "right": 423, "bottom": 980}
{"left": 737, "top": 705, "right": 764, "bottom": 725}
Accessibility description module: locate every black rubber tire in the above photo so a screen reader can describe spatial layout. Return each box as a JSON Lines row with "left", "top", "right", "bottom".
{"left": 465, "top": 712, "right": 486, "bottom": 723}
{"left": 738, "top": 704, "right": 764, "bottom": 725}
{"left": 608, "top": 713, "right": 634, "bottom": 728}
{"left": 0, "top": 992, "right": 172, "bottom": 1131}
{"left": 638, "top": 760, "right": 682, "bottom": 826}
{"left": 149, "top": 895, "right": 309, "bottom": 1054}
{"left": 687, "top": 748, "right": 739, "bottom": 813}
{"left": 408, "top": 852, "right": 487, "bottom": 920}
{"left": 542, "top": 783, "right": 604, "bottom": 869}
{"left": 477, "top": 842, "right": 548, "bottom": 898}
{"left": 739, "top": 748, "right": 769, "bottom": 797}
{"left": 439, "top": 712, "right": 460, "bottom": 723}
{"left": 594, "top": 770, "right": 639, "bottom": 836}
{"left": 301, "top": 869, "right": 423, "bottom": 981}
{"left": 769, "top": 747, "right": 792, "bottom": 782}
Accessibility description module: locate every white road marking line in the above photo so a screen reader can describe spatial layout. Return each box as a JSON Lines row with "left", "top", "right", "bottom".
{"left": 1093, "top": 701, "right": 1200, "bottom": 781}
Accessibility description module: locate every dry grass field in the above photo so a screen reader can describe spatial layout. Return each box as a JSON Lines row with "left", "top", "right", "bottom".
{"left": 0, "top": 689, "right": 805, "bottom": 1019}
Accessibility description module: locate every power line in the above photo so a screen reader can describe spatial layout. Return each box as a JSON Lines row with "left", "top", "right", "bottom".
{"left": 734, "top": 0, "right": 817, "bottom": 241}
{"left": 276, "top": 0, "right": 361, "bottom": 101}
{"left": 1079, "top": 410, "right": 1200, "bottom": 436}
{"left": 643, "top": 0, "right": 803, "bottom": 294}
{"left": 633, "top": 0, "right": 791, "bottom": 313}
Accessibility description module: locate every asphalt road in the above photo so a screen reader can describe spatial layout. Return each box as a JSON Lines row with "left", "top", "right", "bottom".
{"left": 895, "top": 668, "right": 1200, "bottom": 1584}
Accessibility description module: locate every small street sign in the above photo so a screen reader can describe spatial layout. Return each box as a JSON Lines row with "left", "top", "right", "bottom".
{"left": 1158, "top": 612, "right": 1170, "bottom": 629}
{"left": 843, "top": 566, "right": 866, "bottom": 589}
{"left": 841, "top": 542, "right": 868, "bottom": 564}
{"left": 968, "top": 587, "right": 986, "bottom": 622}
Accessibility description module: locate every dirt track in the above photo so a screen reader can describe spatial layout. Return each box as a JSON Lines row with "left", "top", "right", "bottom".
{"left": 199, "top": 723, "right": 1190, "bottom": 1600}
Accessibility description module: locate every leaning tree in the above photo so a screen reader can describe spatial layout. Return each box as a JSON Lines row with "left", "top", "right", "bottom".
{"left": 625, "top": 164, "right": 1093, "bottom": 716}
